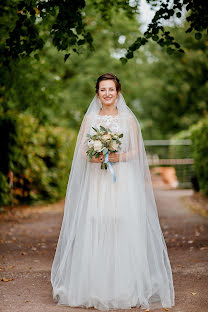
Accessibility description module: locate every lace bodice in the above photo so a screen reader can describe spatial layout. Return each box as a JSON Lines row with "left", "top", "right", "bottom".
{"left": 93, "top": 115, "right": 121, "bottom": 132}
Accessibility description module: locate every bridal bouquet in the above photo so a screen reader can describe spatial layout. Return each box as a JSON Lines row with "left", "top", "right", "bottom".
{"left": 86, "top": 125, "right": 123, "bottom": 170}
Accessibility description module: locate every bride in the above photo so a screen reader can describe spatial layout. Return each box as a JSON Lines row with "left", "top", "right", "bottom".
{"left": 51, "top": 73, "right": 175, "bottom": 310}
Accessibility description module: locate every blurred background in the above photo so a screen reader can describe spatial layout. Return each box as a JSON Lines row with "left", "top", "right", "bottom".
{"left": 0, "top": 0, "right": 207, "bottom": 210}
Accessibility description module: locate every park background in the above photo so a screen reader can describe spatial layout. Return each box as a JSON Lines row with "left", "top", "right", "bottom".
{"left": 0, "top": 1, "right": 208, "bottom": 312}
{"left": 0, "top": 0, "right": 207, "bottom": 208}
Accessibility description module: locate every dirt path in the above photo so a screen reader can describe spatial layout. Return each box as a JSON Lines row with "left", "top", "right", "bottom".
{"left": 0, "top": 189, "right": 208, "bottom": 312}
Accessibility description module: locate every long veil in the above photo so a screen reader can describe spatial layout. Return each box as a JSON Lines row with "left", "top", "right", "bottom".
{"left": 51, "top": 93, "right": 175, "bottom": 310}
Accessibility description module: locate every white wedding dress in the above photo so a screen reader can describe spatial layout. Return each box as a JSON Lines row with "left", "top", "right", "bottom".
{"left": 51, "top": 94, "right": 175, "bottom": 311}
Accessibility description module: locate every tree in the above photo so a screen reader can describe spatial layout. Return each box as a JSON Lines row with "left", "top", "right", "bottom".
{"left": 0, "top": 2, "right": 207, "bottom": 139}
{"left": 123, "top": 0, "right": 208, "bottom": 62}
{"left": 128, "top": 23, "right": 208, "bottom": 138}
{"left": 0, "top": 4, "right": 145, "bottom": 128}
{"left": 0, "top": 0, "right": 207, "bottom": 65}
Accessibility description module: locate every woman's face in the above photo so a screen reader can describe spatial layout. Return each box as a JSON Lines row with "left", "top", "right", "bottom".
{"left": 97, "top": 80, "right": 119, "bottom": 107}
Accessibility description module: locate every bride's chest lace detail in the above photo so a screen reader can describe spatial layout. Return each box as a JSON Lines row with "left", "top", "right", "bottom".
{"left": 92, "top": 115, "right": 121, "bottom": 133}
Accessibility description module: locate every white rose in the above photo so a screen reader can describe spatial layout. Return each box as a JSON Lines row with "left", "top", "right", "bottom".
{"left": 88, "top": 139, "right": 94, "bottom": 148}
{"left": 110, "top": 141, "right": 119, "bottom": 151}
{"left": 102, "top": 134, "right": 111, "bottom": 141}
{"left": 93, "top": 140, "right": 103, "bottom": 152}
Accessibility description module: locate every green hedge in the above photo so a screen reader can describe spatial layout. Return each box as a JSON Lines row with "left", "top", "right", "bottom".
{"left": 191, "top": 117, "right": 208, "bottom": 195}
{"left": 0, "top": 112, "right": 77, "bottom": 207}
{"left": 169, "top": 117, "right": 208, "bottom": 193}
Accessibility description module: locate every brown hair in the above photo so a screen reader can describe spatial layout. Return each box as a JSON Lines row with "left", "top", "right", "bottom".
{"left": 96, "top": 73, "right": 121, "bottom": 93}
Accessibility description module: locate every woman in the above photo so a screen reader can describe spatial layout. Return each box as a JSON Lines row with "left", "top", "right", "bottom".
{"left": 51, "top": 73, "right": 175, "bottom": 310}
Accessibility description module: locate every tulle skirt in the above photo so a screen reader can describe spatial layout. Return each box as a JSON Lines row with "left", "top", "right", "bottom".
{"left": 51, "top": 162, "right": 175, "bottom": 310}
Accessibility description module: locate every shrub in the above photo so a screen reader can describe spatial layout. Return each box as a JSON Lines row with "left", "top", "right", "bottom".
{"left": 169, "top": 117, "right": 208, "bottom": 193}
{"left": 0, "top": 112, "right": 77, "bottom": 207}
{"left": 190, "top": 117, "right": 208, "bottom": 195}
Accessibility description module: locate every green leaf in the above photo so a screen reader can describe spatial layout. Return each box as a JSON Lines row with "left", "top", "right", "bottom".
{"left": 167, "top": 47, "right": 174, "bottom": 55}
{"left": 126, "top": 51, "right": 134, "bottom": 59}
{"left": 158, "top": 38, "right": 165, "bottom": 46}
{"left": 64, "top": 53, "right": 70, "bottom": 62}
{"left": 173, "top": 42, "right": 180, "bottom": 48}
{"left": 152, "top": 27, "right": 159, "bottom": 35}
{"left": 144, "top": 32, "right": 152, "bottom": 39}
{"left": 100, "top": 125, "right": 107, "bottom": 132}
{"left": 141, "top": 38, "right": 147, "bottom": 45}
{"left": 186, "top": 27, "right": 193, "bottom": 33}
{"left": 92, "top": 127, "right": 98, "bottom": 132}
{"left": 34, "top": 53, "right": 39, "bottom": 60}
{"left": 120, "top": 57, "right": 127, "bottom": 64}
{"left": 118, "top": 133, "right": 123, "bottom": 138}
{"left": 77, "top": 39, "right": 85, "bottom": 45}
{"left": 195, "top": 32, "right": 202, "bottom": 40}
{"left": 152, "top": 35, "right": 159, "bottom": 41}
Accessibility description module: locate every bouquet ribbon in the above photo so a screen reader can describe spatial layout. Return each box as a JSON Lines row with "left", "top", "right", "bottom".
{"left": 104, "top": 152, "right": 116, "bottom": 183}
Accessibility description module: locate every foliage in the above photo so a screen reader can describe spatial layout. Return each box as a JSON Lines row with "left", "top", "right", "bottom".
{"left": 190, "top": 117, "right": 208, "bottom": 195}
{"left": 123, "top": 0, "right": 208, "bottom": 61}
{"left": 0, "top": 2, "right": 207, "bottom": 137}
{"left": 169, "top": 117, "right": 208, "bottom": 193}
{"left": 1, "top": 0, "right": 207, "bottom": 65}
{"left": 1, "top": 1, "right": 207, "bottom": 206}
{"left": 131, "top": 24, "right": 208, "bottom": 138}
{"left": 1, "top": 11, "right": 207, "bottom": 139}
{"left": 0, "top": 173, "right": 11, "bottom": 207}
{"left": 0, "top": 7, "right": 145, "bottom": 127}
{"left": 0, "top": 112, "right": 77, "bottom": 206}
{"left": 0, "top": 0, "right": 137, "bottom": 64}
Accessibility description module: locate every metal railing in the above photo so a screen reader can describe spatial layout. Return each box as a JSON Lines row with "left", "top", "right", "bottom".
{"left": 144, "top": 139, "right": 194, "bottom": 188}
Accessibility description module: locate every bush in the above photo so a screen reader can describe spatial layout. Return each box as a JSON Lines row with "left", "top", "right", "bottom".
{"left": 169, "top": 117, "right": 208, "bottom": 193}
{"left": 191, "top": 117, "right": 208, "bottom": 195}
{"left": 0, "top": 112, "right": 77, "bottom": 207}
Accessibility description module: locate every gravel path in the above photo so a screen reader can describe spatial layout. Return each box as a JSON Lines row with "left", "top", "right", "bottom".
{"left": 0, "top": 188, "right": 208, "bottom": 312}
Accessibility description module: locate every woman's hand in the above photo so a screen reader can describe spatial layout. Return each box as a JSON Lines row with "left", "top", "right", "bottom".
{"left": 108, "top": 152, "right": 119, "bottom": 163}
{"left": 90, "top": 154, "right": 104, "bottom": 163}
{"left": 90, "top": 152, "right": 119, "bottom": 163}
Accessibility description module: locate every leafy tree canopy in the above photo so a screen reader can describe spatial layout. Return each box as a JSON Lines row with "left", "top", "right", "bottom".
{"left": 123, "top": 0, "right": 208, "bottom": 61}
{"left": 1, "top": 0, "right": 208, "bottom": 65}
{"left": 0, "top": 1, "right": 207, "bottom": 140}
